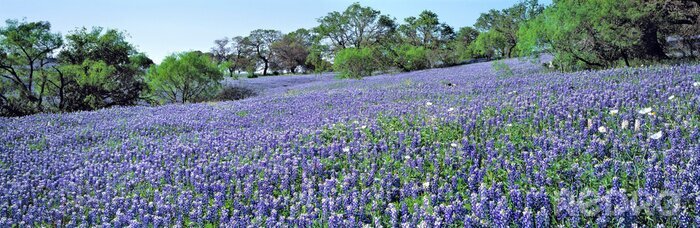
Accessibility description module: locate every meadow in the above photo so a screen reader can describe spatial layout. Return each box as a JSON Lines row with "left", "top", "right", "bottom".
{"left": 1, "top": 58, "right": 699, "bottom": 227}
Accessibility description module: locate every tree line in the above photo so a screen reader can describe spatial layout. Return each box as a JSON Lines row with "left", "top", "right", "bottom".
{"left": 2, "top": 0, "right": 699, "bottom": 116}
{"left": 210, "top": 3, "right": 488, "bottom": 79}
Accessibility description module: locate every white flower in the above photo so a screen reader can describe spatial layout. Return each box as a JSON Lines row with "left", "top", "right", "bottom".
{"left": 447, "top": 108, "right": 455, "bottom": 112}
{"left": 621, "top": 120, "right": 629, "bottom": 129}
{"left": 668, "top": 95, "right": 675, "bottom": 100}
{"left": 423, "top": 182, "right": 430, "bottom": 189}
{"left": 610, "top": 109, "right": 619, "bottom": 115}
{"left": 450, "top": 143, "right": 458, "bottom": 148}
{"left": 598, "top": 126, "right": 607, "bottom": 133}
{"left": 638, "top": 107, "right": 652, "bottom": 115}
{"left": 694, "top": 82, "right": 700, "bottom": 87}
{"left": 426, "top": 102, "right": 433, "bottom": 106}
{"left": 342, "top": 147, "right": 350, "bottom": 152}
{"left": 650, "top": 131, "right": 663, "bottom": 140}
{"left": 360, "top": 125, "right": 367, "bottom": 129}
{"left": 404, "top": 155, "right": 410, "bottom": 160}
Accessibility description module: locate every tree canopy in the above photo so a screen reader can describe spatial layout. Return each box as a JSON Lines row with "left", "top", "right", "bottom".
{"left": 57, "top": 27, "right": 150, "bottom": 111}
{"left": 146, "top": 51, "right": 222, "bottom": 104}
{"left": 0, "top": 19, "right": 63, "bottom": 115}
{"left": 518, "top": 0, "right": 700, "bottom": 70}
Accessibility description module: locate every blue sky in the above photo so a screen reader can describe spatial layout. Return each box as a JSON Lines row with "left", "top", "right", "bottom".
{"left": 1, "top": 0, "right": 551, "bottom": 63}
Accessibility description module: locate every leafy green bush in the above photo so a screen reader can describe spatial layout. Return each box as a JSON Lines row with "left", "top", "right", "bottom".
{"left": 146, "top": 51, "right": 223, "bottom": 104}
{"left": 333, "top": 47, "right": 381, "bottom": 79}
{"left": 392, "top": 45, "right": 430, "bottom": 72}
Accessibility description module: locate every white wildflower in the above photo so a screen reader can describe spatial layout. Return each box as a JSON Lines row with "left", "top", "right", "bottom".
{"left": 638, "top": 107, "right": 652, "bottom": 115}
{"left": 360, "top": 125, "right": 367, "bottom": 129}
{"left": 598, "top": 126, "right": 607, "bottom": 133}
{"left": 447, "top": 108, "right": 455, "bottom": 112}
{"left": 342, "top": 147, "right": 350, "bottom": 153}
{"left": 423, "top": 182, "right": 430, "bottom": 189}
{"left": 426, "top": 101, "right": 433, "bottom": 106}
{"left": 694, "top": 82, "right": 700, "bottom": 87}
{"left": 634, "top": 119, "right": 641, "bottom": 131}
{"left": 610, "top": 109, "right": 619, "bottom": 115}
{"left": 668, "top": 95, "right": 675, "bottom": 101}
{"left": 450, "top": 143, "right": 458, "bottom": 148}
{"left": 621, "top": 120, "right": 629, "bottom": 129}
{"left": 650, "top": 131, "right": 663, "bottom": 140}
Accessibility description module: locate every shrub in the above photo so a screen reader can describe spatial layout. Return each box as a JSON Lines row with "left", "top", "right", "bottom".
{"left": 333, "top": 47, "right": 381, "bottom": 79}
{"left": 392, "top": 45, "right": 430, "bottom": 72}
{"left": 492, "top": 60, "right": 514, "bottom": 78}
{"left": 213, "top": 86, "right": 257, "bottom": 101}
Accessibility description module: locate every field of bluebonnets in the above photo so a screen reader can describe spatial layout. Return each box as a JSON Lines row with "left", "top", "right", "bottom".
{"left": 1, "top": 58, "right": 700, "bottom": 227}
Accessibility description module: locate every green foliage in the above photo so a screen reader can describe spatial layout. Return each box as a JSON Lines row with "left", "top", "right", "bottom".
{"left": 58, "top": 27, "right": 150, "bottom": 111}
{"left": 473, "top": 0, "right": 543, "bottom": 59}
{"left": 314, "top": 3, "right": 396, "bottom": 49}
{"left": 0, "top": 19, "right": 63, "bottom": 116}
{"left": 305, "top": 43, "right": 333, "bottom": 74}
{"left": 333, "top": 47, "right": 382, "bottom": 79}
{"left": 453, "top": 26, "right": 481, "bottom": 60}
{"left": 518, "top": 0, "right": 697, "bottom": 70}
{"left": 146, "top": 51, "right": 223, "bottom": 103}
{"left": 471, "top": 30, "right": 507, "bottom": 59}
{"left": 491, "top": 60, "right": 514, "bottom": 78}
{"left": 391, "top": 45, "right": 430, "bottom": 72}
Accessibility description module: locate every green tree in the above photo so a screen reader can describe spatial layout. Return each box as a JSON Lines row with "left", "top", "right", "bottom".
{"left": 333, "top": 47, "right": 382, "bottom": 78}
{"left": 247, "top": 29, "right": 282, "bottom": 76}
{"left": 472, "top": 0, "right": 543, "bottom": 58}
{"left": 398, "top": 10, "right": 454, "bottom": 49}
{"left": 146, "top": 51, "right": 223, "bottom": 104}
{"left": 517, "top": 0, "right": 698, "bottom": 70}
{"left": 397, "top": 10, "right": 456, "bottom": 66}
{"left": 271, "top": 29, "right": 312, "bottom": 73}
{"left": 315, "top": 3, "right": 396, "bottom": 50}
{"left": 0, "top": 19, "right": 62, "bottom": 116}
{"left": 57, "top": 27, "right": 151, "bottom": 111}
{"left": 305, "top": 42, "right": 333, "bottom": 74}
{"left": 453, "top": 26, "right": 481, "bottom": 60}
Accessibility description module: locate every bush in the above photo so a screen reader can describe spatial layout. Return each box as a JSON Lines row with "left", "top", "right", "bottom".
{"left": 146, "top": 51, "right": 223, "bottom": 104}
{"left": 492, "top": 60, "right": 513, "bottom": 78}
{"left": 213, "top": 86, "right": 257, "bottom": 101}
{"left": 392, "top": 45, "right": 430, "bottom": 72}
{"left": 333, "top": 47, "right": 382, "bottom": 79}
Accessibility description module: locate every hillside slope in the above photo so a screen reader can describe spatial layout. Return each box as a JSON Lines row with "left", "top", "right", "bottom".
{"left": 1, "top": 59, "right": 699, "bottom": 226}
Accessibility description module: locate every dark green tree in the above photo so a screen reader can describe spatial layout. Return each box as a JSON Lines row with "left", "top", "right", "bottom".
{"left": 248, "top": 29, "right": 282, "bottom": 76}
{"left": 314, "top": 3, "right": 396, "bottom": 50}
{"left": 518, "top": 0, "right": 699, "bottom": 70}
{"left": 0, "top": 19, "right": 63, "bottom": 116}
{"left": 472, "top": 0, "right": 543, "bottom": 58}
{"left": 57, "top": 27, "right": 151, "bottom": 111}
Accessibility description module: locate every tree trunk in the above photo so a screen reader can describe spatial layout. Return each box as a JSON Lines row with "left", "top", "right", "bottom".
{"left": 640, "top": 24, "right": 667, "bottom": 60}
{"left": 263, "top": 61, "right": 269, "bottom": 76}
